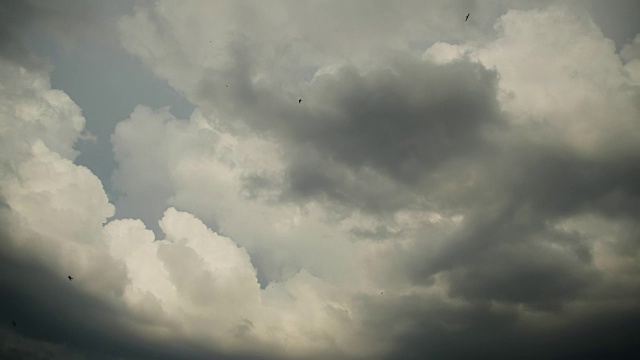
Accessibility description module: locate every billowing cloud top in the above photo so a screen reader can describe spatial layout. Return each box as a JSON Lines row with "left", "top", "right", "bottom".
{"left": 1, "top": 1, "right": 640, "bottom": 359}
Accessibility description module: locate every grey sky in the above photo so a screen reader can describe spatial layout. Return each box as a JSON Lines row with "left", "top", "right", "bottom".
{"left": 1, "top": 1, "right": 639, "bottom": 359}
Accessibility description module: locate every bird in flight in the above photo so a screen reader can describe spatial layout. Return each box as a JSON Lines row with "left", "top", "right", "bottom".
{"left": 12, "top": 320, "right": 16, "bottom": 327}
{"left": 68, "top": 275, "right": 73, "bottom": 281}
{"left": 465, "top": 13, "right": 470, "bottom": 22}
{"left": 298, "top": 99, "right": 302, "bottom": 103}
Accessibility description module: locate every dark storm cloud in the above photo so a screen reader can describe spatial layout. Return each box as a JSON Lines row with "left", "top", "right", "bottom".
{"left": 0, "top": 226, "right": 269, "bottom": 360}
{"left": 379, "top": 294, "right": 640, "bottom": 360}
{"left": 1, "top": 238, "right": 149, "bottom": 360}
{"left": 191, "top": 26, "right": 640, "bottom": 359}
{"left": 0, "top": 0, "right": 98, "bottom": 68}
{"left": 194, "top": 15, "right": 640, "bottom": 355}
{"left": 358, "top": 254, "right": 639, "bottom": 360}
{"left": 371, "top": 140, "right": 640, "bottom": 357}
{"left": 286, "top": 59, "right": 503, "bottom": 183}
{"left": 0, "top": 0, "right": 37, "bottom": 65}
{"left": 199, "top": 51, "right": 505, "bottom": 214}
{"left": 444, "top": 226, "right": 597, "bottom": 309}
{"left": 510, "top": 151, "right": 640, "bottom": 220}
{"left": 397, "top": 141, "right": 635, "bottom": 267}
{"left": 393, "top": 136, "right": 640, "bottom": 273}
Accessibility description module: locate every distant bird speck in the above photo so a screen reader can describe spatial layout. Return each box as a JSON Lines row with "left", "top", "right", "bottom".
{"left": 226, "top": 85, "right": 229, "bottom": 87}
{"left": 465, "top": 13, "right": 470, "bottom": 22}
{"left": 68, "top": 275, "right": 73, "bottom": 281}
{"left": 299, "top": 99, "right": 302, "bottom": 103}
{"left": 12, "top": 320, "right": 16, "bottom": 327}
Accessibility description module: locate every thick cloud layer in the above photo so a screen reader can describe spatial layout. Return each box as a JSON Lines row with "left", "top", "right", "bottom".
{"left": 2, "top": 1, "right": 640, "bottom": 359}
{"left": 0, "top": 0, "right": 106, "bottom": 69}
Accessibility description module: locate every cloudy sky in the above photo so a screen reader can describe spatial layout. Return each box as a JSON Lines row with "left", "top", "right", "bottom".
{"left": 1, "top": 0, "right": 640, "bottom": 359}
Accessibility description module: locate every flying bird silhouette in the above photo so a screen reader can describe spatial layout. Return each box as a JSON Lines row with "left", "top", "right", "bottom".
{"left": 465, "top": 13, "right": 470, "bottom": 22}
{"left": 12, "top": 320, "right": 16, "bottom": 327}
{"left": 298, "top": 99, "right": 302, "bottom": 103}
{"left": 68, "top": 275, "right": 73, "bottom": 281}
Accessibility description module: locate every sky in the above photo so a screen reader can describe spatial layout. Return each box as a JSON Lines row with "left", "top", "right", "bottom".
{"left": 1, "top": 1, "right": 639, "bottom": 359}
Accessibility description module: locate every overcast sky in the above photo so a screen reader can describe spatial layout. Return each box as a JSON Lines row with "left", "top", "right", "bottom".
{"left": 1, "top": 1, "right": 640, "bottom": 359}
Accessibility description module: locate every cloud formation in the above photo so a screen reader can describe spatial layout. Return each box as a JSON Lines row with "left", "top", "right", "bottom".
{"left": 2, "top": 1, "right": 640, "bottom": 359}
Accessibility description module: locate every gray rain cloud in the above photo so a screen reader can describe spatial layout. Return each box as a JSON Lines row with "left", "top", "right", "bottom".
{"left": 1, "top": 1, "right": 640, "bottom": 360}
